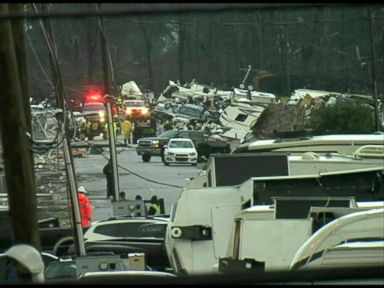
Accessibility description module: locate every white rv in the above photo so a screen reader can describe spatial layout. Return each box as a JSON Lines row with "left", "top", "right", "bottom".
{"left": 186, "top": 149, "right": 384, "bottom": 189}
{"left": 219, "top": 101, "right": 265, "bottom": 140}
{"left": 234, "top": 133, "right": 384, "bottom": 156}
{"left": 289, "top": 208, "right": 384, "bottom": 271}
{"left": 166, "top": 167, "right": 384, "bottom": 274}
{"left": 231, "top": 88, "right": 277, "bottom": 104}
{"left": 221, "top": 201, "right": 383, "bottom": 272}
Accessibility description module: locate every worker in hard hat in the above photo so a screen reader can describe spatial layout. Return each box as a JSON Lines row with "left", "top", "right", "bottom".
{"left": 0, "top": 244, "right": 44, "bottom": 283}
{"left": 77, "top": 186, "right": 94, "bottom": 230}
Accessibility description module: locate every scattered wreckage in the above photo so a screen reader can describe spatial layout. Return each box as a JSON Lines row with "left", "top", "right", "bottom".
{"left": 152, "top": 79, "right": 279, "bottom": 149}
{"left": 153, "top": 81, "right": 383, "bottom": 152}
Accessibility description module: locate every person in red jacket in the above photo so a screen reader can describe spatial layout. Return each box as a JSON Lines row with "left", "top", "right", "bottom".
{"left": 77, "top": 186, "right": 93, "bottom": 230}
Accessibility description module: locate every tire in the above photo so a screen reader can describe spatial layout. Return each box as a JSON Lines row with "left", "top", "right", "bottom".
{"left": 142, "top": 154, "right": 151, "bottom": 162}
{"left": 164, "top": 161, "right": 169, "bottom": 166}
{"left": 160, "top": 148, "right": 165, "bottom": 163}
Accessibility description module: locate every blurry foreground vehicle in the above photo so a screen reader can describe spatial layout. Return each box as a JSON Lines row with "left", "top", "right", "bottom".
{"left": 81, "top": 216, "right": 171, "bottom": 271}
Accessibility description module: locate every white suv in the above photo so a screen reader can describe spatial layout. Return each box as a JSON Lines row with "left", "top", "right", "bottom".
{"left": 163, "top": 138, "right": 198, "bottom": 166}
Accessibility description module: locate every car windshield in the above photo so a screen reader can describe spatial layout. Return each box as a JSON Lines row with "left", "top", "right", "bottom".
{"left": 83, "top": 104, "right": 104, "bottom": 111}
{"left": 178, "top": 106, "right": 202, "bottom": 118}
{"left": 158, "top": 130, "right": 178, "bottom": 138}
{"left": 125, "top": 101, "right": 144, "bottom": 107}
{"left": 169, "top": 140, "right": 193, "bottom": 149}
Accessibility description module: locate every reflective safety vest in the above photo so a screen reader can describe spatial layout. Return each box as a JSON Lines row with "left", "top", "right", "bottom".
{"left": 104, "top": 122, "right": 118, "bottom": 137}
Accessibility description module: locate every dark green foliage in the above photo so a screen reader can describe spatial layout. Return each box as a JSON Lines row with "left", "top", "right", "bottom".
{"left": 309, "top": 103, "right": 375, "bottom": 134}
{"left": 24, "top": 4, "right": 384, "bottom": 100}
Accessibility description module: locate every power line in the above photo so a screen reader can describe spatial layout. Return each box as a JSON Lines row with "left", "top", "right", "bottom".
{"left": 101, "top": 152, "right": 183, "bottom": 188}
{"left": 26, "top": 32, "right": 54, "bottom": 89}
{"left": 106, "top": 15, "right": 384, "bottom": 27}
{"left": 0, "top": 4, "right": 347, "bottom": 20}
{"left": 96, "top": 4, "right": 117, "bottom": 93}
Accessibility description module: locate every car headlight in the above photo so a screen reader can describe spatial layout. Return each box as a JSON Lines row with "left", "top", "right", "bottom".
{"left": 189, "top": 152, "right": 197, "bottom": 156}
{"left": 142, "top": 107, "right": 149, "bottom": 114}
{"left": 126, "top": 109, "right": 132, "bottom": 115}
{"left": 98, "top": 111, "right": 105, "bottom": 118}
{"left": 167, "top": 152, "right": 175, "bottom": 156}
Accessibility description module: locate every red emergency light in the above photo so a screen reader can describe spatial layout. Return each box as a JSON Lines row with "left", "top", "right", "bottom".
{"left": 84, "top": 88, "right": 104, "bottom": 103}
{"left": 86, "top": 94, "right": 103, "bottom": 102}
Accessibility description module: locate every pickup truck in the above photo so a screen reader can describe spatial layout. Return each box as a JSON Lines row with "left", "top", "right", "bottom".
{"left": 136, "top": 129, "right": 230, "bottom": 163}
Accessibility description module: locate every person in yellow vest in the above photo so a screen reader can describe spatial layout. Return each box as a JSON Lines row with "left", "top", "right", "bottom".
{"left": 103, "top": 121, "right": 118, "bottom": 139}
{"left": 148, "top": 195, "right": 161, "bottom": 216}
{"left": 80, "top": 117, "right": 91, "bottom": 140}
{"left": 121, "top": 116, "right": 134, "bottom": 146}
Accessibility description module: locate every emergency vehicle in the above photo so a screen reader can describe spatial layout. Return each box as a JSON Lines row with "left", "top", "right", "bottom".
{"left": 78, "top": 88, "right": 121, "bottom": 140}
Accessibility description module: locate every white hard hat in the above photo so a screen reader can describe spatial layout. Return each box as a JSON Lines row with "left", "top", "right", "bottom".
{"left": 4, "top": 244, "right": 45, "bottom": 283}
{"left": 78, "top": 186, "right": 87, "bottom": 193}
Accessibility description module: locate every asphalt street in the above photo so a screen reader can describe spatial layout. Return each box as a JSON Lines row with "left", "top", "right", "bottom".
{"left": 73, "top": 137, "right": 203, "bottom": 222}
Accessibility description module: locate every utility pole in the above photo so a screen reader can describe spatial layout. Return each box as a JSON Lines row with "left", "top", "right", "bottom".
{"left": 105, "top": 98, "right": 120, "bottom": 201}
{"left": 0, "top": 3, "right": 41, "bottom": 250}
{"left": 33, "top": 3, "right": 86, "bottom": 256}
{"left": 87, "top": 10, "right": 95, "bottom": 85}
{"left": 58, "top": 112, "right": 87, "bottom": 256}
{"left": 41, "top": 4, "right": 58, "bottom": 98}
{"left": 9, "top": 4, "right": 31, "bottom": 134}
{"left": 96, "top": 4, "right": 120, "bottom": 203}
{"left": 97, "top": 3, "right": 113, "bottom": 95}
{"left": 177, "top": 21, "right": 185, "bottom": 85}
{"left": 368, "top": 9, "right": 380, "bottom": 131}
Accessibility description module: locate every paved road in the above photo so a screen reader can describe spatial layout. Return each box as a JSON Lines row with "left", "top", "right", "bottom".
{"left": 73, "top": 139, "right": 203, "bottom": 221}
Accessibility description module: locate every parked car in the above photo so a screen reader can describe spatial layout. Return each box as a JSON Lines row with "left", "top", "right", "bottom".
{"left": 137, "top": 129, "right": 231, "bottom": 163}
{"left": 81, "top": 216, "right": 170, "bottom": 271}
{"left": 163, "top": 138, "right": 198, "bottom": 166}
{"left": 136, "top": 130, "right": 205, "bottom": 163}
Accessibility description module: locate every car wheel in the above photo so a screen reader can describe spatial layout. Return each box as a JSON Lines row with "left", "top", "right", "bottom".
{"left": 164, "top": 160, "right": 169, "bottom": 166}
{"left": 142, "top": 154, "right": 151, "bottom": 162}
{"left": 160, "top": 148, "right": 165, "bottom": 162}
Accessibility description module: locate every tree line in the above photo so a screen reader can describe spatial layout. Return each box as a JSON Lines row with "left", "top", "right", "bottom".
{"left": 24, "top": 3, "right": 384, "bottom": 102}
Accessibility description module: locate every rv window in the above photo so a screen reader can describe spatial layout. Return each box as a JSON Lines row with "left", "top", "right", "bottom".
{"left": 234, "top": 114, "right": 247, "bottom": 122}
{"left": 93, "top": 223, "right": 129, "bottom": 237}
